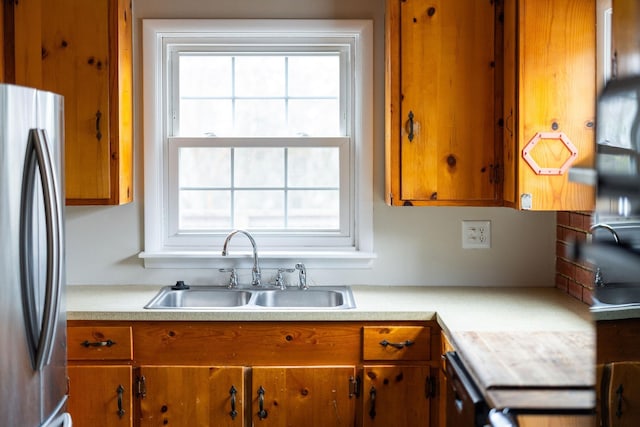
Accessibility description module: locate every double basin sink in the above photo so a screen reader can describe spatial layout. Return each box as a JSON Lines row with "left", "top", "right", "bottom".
{"left": 144, "top": 285, "right": 356, "bottom": 310}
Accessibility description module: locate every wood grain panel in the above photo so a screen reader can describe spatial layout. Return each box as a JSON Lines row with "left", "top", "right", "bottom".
{"left": 68, "top": 326, "right": 133, "bottom": 361}
{"left": 612, "top": 0, "right": 640, "bottom": 78}
{"left": 597, "top": 318, "right": 640, "bottom": 363}
{"left": 362, "top": 326, "right": 430, "bottom": 361}
{"left": 68, "top": 365, "right": 133, "bottom": 427}
{"left": 133, "top": 322, "right": 362, "bottom": 365}
{"left": 251, "top": 366, "right": 356, "bottom": 427}
{"left": 138, "top": 366, "right": 245, "bottom": 427}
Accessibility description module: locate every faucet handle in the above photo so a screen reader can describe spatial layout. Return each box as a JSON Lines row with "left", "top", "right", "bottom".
{"left": 219, "top": 268, "right": 238, "bottom": 288}
{"left": 275, "top": 268, "right": 295, "bottom": 290}
{"left": 295, "top": 263, "right": 308, "bottom": 290}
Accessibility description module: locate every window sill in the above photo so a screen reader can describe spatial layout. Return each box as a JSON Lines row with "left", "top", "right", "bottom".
{"left": 139, "top": 250, "right": 377, "bottom": 269}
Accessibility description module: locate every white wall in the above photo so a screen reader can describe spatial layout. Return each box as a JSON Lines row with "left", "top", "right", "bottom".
{"left": 64, "top": 0, "right": 557, "bottom": 287}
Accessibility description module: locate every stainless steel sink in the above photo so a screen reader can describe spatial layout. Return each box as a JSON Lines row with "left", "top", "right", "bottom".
{"left": 144, "top": 285, "right": 356, "bottom": 310}
{"left": 592, "top": 283, "right": 640, "bottom": 307}
{"left": 144, "top": 287, "right": 252, "bottom": 309}
{"left": 253, "top": 288, "right": 354, "bottom": 309}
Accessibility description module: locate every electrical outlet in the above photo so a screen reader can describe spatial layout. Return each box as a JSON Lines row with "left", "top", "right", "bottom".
{"left": 462, "top": 220, "right": 491, "bottom": 249}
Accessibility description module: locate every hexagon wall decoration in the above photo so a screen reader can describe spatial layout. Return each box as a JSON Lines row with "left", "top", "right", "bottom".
{"left": 521, "top": 132, "right": 578, "bottom": 175}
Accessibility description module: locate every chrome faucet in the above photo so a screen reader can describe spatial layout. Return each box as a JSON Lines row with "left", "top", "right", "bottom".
{"left": 589, "top": 223, "right": 621, "bottom": 244}
{"left": 221, "top": 229, "right": 262, "bottom": 287}
{"left": 589, "top": 223, "right": 621, "bottom": 287}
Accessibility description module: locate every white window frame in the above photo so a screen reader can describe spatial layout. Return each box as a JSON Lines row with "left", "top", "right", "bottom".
{"left": 140, "top": 19, "right": 375, "bottom": 269}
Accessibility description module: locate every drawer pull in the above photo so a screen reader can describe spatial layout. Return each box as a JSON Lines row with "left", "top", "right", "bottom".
{"left": 81, "top": 339, "right": 116, "bottom": 348}
{"left": 369, "top": 386, "right": 377, "bottom": 419}
{"left": 116, "top": 385, "right": 125, "bottom": 418}
{"left": 257, "top": 386, "right": 268, "bottom": 420}
{"left": 379, "top": 339, "right": 414, "bottom": 349}
{"left": 229, "top": 385, "right": 238, "bottom": 420}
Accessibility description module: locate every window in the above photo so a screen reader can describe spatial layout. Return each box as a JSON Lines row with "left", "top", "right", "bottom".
{"left": 141, "top": 20, "right": 374, "bottom": 268}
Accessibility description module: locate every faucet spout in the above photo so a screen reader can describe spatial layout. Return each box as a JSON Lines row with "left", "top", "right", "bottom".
{"left": 222, "top": 229, "right": 262, "bottom": 286}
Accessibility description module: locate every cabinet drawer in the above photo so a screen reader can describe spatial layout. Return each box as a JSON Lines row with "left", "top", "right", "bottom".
{"left": 68, "top": 326, "right": 133, "bottom": 361}
{"left": 362, "top": 326, "right": 431, "bottom": 361}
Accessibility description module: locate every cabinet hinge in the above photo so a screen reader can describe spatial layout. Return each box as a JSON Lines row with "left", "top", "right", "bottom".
{"left": 136, "top": 375, "right": 147, "bottom": 399}
{"left": 425, "top": 375, "right": 437, "bottom": 399}
{"left": 490, "top": 163, "right": 503, "bottom": 185}
{"left": 349, "top": 375, "right": 361, "bottom": 398}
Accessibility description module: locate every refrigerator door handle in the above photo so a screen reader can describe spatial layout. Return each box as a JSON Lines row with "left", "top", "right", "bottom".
{"left": 19, "top": 128, "right": 63, "bottom": 371}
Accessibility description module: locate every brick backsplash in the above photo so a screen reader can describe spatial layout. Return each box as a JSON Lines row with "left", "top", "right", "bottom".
{"left": 556, "top": 211, "right": 594, "bottom": 305}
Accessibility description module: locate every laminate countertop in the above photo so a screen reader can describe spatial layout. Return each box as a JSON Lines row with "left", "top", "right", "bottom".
{"left": 67, "top": 285, "right": 595, "bottom": 411}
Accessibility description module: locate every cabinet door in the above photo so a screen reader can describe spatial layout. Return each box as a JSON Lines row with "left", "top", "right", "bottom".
{"left": 605, "top": 362, "right": 640, "bottom": 427}
{"left": 386, "top": 0, "right": 498, "bottom": 206}
{"left": 138, "top": 366, "right": 245, "bottom": 427}
{"left": 612, "top": 0, "right": 640, "bottom": 78}
{"left": 40, "top": 0, "right": 133, "bottom": 205}
{"left": 503, "top": 0, "right": 595, "bottom": 210}
{"left": 251, "top": 366, "right": 357, "bottom": 427}
{"left": 68, "top": 365, "right": 133, "bottom": 427}
{"left": 362, "top": 365, "right": 431, "bottom": 427}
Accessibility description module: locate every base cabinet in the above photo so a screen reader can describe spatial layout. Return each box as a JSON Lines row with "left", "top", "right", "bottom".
{"left": 68, "top": 366, "right": 133, "bottom": 427}
{"left": 68, "top": 321, "right": 439, "bottom": 427}
{"left": 362, "top": 365, "right": 432, "bottom": 427}
{"left": 137, "top": 366, "right": 245, "bottom": 426}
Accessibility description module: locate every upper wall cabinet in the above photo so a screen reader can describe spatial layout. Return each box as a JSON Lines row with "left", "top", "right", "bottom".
{"left": 42, "top": 0, "right": 133, "bottom": 205}
{"left": 502, "top": 0, "right": 595, "bottom": 210}
{"left": 611, "top": 0, "right": 640, "bottom": 78}
{"left": 5, "top": 0, "right": 133, "bottom": 205}
{"left": 385, "top": 0, "right": 501, "bottom": 206}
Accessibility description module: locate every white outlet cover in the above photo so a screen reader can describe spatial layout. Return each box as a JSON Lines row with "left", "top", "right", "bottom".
{"left": 462, "top": 220, "right": 491, "bottom": 249}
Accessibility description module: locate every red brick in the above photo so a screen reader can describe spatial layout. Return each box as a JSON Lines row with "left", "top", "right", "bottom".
{"left": 568, "top": 281, "right": 584, "bottom": 301}
{"left": 582, "top": 288, "right": 594, "bottom": 306}
{"left": 557, "top": 211, "right": 571, "bottom": 227}
{"left": 557, "top": 258, "right": 576, "bottom": 278}
{"left": 575, "top": 266, "right": 595, "bottom": 287}
{"left": 556, "top": 274, "right": 569, "bottom": 292}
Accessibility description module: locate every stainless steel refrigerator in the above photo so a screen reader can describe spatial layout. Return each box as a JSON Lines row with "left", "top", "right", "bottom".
{"left": 0, "top": 84, "right": 71, "bottom": 426}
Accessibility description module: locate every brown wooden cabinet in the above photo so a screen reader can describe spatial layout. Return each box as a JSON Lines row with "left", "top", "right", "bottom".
{"left": 68, "top": 320, "right": 439, "bottom": 427}
{"left": 611, "top": 0, "right": 640, "bottom": 79}
{"left": 385, "top": 0, "right": 500, "bottom": 206}
{"left": 137, "top": 366, "right": 245, "bottom": 426}
{"left": 361, "top": 326, "right": 435, "bottom": 427}
{"left": 41, "top": 0, "right": 133, "bottom": 205}
{"left": 502, "top": 0, "right": 596, "bottom": 210}
{"left": 67, "top": 326, "right": 134, "bottom": 427}
{"left": 4, "top": 0, "right": 133, "bottom": 205}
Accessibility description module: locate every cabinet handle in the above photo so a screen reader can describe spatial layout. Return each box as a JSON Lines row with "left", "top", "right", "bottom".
{"left": 95, "top": 110, "right": 102, "bottom": 141}
{"left": 616, "top": 384, "right": 624, "bottom": 418}
{"left": 81, "top": 339, "right": 116, "bottom": 348}
{"left": 229, "top": 385, "right": 238, "bottom": 420}
{"left": 369, "top": 386, "right": 377, "bottom": 420}
{"left": 257, "top": 385, "right": 268, "bottom": 420}
{"left": 116, "top": 385, "right": 125, "bottom": 419}
{"left": 405, "top": 111, "right": 415, "bottom": 142}
{"left": 379, "top": 339, "right": 414, "bottom": 349}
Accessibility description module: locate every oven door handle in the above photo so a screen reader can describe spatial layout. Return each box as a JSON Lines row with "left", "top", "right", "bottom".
{"left": 488, "top": 409, "right": 517, "bottom": 427}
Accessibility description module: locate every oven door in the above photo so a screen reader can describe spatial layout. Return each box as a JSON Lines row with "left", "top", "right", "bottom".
{"left": 444, "top": 351, "right": 488, "bottom": 427}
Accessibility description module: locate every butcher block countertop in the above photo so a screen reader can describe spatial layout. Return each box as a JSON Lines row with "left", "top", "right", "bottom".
{"left": 67, "top": 285, "right": 595, "bottom": 410}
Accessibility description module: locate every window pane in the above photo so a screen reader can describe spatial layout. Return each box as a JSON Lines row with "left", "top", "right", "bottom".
{"left": 179, "top": 55, "right": 232, "bottom": 98}
{"left": 288, "top": 99, "right": 340, "bottom": 136}
{"left": 180, "top": 147, "right": 231, "bottom": 188}
{"left": 179, "top": 99, "right": 233, "bottom": 136}
{"left": 288, "top": 147, "right": 339, "bottom": 187}
{"left": 235, "top": 148, "right": 284, "bottom": 188}
{"left": 235, "top": 56, "right": 285, "bottom": 97}
{"left": 288, "top": 56, "right": 340, "bottom": 97}
{"left": 235, "top": 100, "right": 286, "bottom": 136}
{"left": 180, "top": 190, "right": 231, "bottom": 230}
{"left": 288, "top": 190, "right": 339, "bottom": 229}
{"left": 235, "top": 190, "right": 284, "bottom": 228}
